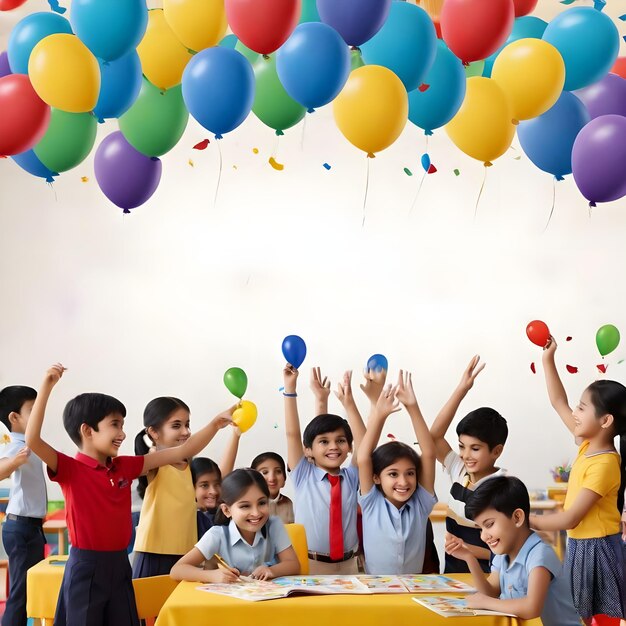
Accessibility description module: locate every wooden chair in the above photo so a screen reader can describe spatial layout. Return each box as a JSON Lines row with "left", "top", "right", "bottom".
{"left": 284, "top": 523, "right": 309, "bottom": 575}
{"left": 132, "top": 575, "right": 179, "bottom": 626}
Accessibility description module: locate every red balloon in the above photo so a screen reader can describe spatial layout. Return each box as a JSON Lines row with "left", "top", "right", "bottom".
{"left": 225, "top": 0, "right": 301, "bottom": 55}
{"left": 526, "top": 320, "right": 550, "bottom": 347}
{"left": 0, "top": 0, "right": 28, "bottom": 9}
{"left": 0, "top": 74, "right": 50, "bottom": 156}
{"left": 441, "top": 0, "right": 515, "bottom": 63}
{"left": 513, "top": 0, "right": 537, "bottom": 17}
{"left": 611, "top": 57, "right": 626, "bottom": 79}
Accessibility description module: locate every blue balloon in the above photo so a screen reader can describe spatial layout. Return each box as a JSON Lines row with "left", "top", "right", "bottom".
{"left": 7, "top": 12, "right": 72, "bottom": 75}
{"left": 282, "top": 335, "right": 307, "bottom": 370}
{"left": 219, "top": 34, "right": 238, "bottom": 49}
{"left": 317, "top": 0, "right": 390, "bottom": 48}
{"left": 366, "top": 354, "right": 388, "bottom": 373}
{"left": 94, "top": 51, "right": 142, "bottom": 122}
{"left": 11, "top": 150, "right": 58, "bottom": 183}
{"left": 408, "top": 40, "right": 466, "bottom": 135}
{"left": 276, "top": 23, "right": 350, "bottom": 112}
{"left": 518, "top": 91, "right": 590, "bottom": 180}
{"left": 360, "top": 1, "right": 437, "bottom": 92}
{"left": 182, "top": 47, "right": 255, "bottom": 139}
{"left": 71, "top": 0, "right": 148, "bottom": 61}
{"left": 542, "top": 7, "right": 619, "bottom": 91}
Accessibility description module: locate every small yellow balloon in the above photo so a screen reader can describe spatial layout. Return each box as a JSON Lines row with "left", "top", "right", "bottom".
{"left": 137, "top": 9, "right": 193, "bottom": 90}
{"left": 163, "top": 0, "right": 227, "bottom": 52}
{"left": 445, "top": 77, "right": 516, "bottom": 166}
{"left": 492, "top": 38, "right": 565, "bottom": 122}
{"left": 28, "top": 34, "right": 100, "bottom": 113}
{"left": 232, "top": 400, "right": 257, "bottom": 433}
{"left": 333, "top": 65, "right": 408, "bottom": 157}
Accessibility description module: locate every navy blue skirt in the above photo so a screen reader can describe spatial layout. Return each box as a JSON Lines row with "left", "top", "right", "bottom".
{"left": 132, "top": 551, "right": 181, "bottom": 579}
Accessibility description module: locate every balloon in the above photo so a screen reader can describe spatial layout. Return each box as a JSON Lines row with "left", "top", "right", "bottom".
{"left": 513, "top": 0, "right": 537, "bottom": 17}
{"left": 333, "top": 65, "right": 408, "bottom": 157}
{"left": 526, "top": 320, "right": 550, "bottom": 347}
{"left": 518, "top": 91, "right": 589, "bottom": 180}
{"left": 361, "top": 2, "right": 436, "bottom": 93}
{"left": 276, "top": 22, "right": 350, "bottom": 111}
{"left": 94, "top": 131, "right": 162, "bottom": 212}
{"left": 0, "top": 0, "right": 28, "bottom": 9}
{"left": 71, "top": 0, "right": 147, "bottom": 61}
{"left": 299, "top": 0, "right": 319, "bottom": 23}
{"left": 282, "top": 335, "right": 307, "bottom": 369}
{"left": 252, "top": 55, "right": 306, "bottom": 133}
{"left": 317, "top": 0, "right": 390, "bottom": 47}
{"left": 223, "top": 367, "right": 248, "bottom": 399}
{"left": 137, "top": 9, "right": 193, "bottom": 91}
{"left": 93, "top": 51, "right": 142, "bottom": 122}
{"left": 182, "top": 47, "right": 254, "bottom": 139}
{"left": 7, "top": 12, "right": 72, "bottom": 75}
{"left": 28, "top": 34, "right": 100, "bottom": 113}
{"left": 492, "top": 39, "right": 564, "bottom": 122}
{"left": 120, "top": 79, "right": 189, "bottom": 157}
{"left": 366, "top": 354, "right": 388, "bottom": 373}
{"left": 612, "top": 58, "right": 626, "bottom": 79}
{"left": 445, "top": 77, "right": 515, "bottom": 165}
{"left": 0, "top": 74, "right": 50, "bottom": 156}
{"left": 34, "top": 109, "right": 96, "bottom": 172}
{"left": 465, "top": 60, "right": 484, "bottom": 78}
{"left": 542, "top": 7, "right": 619, "bottom": 91}
{"left": 220, "top": 34, "right": 237, "bottom": 49}
{"left": 572, "top": 115, "right": 626, "bottom": 206}
{"left": 575, "top": 74, "right": 626, "bottom": 120}
{"left": 163, "top": 0, "right": 227, "bottom": 52}
{"left": 408, "top": 40, "right": 466, "bottom": 135}
{"left": 225, "top": 0, "right": 300, "bottom": 55}
{"left": 0, "top": 51, "right": 10, "bottom": 78}
{"left": 441, "top": 0, "right": 514, "bottom": 63}
{"left": 232, "top": 400, "right": 257, "bottom": 433}
{"left": 421, "top": 153, "right": 430, "bottom": 171}
{"left": 11, "top": 149, "right": 57, "bottom": 182}
{"left": 596, "top": 324, "right": 620, "bottom": 357}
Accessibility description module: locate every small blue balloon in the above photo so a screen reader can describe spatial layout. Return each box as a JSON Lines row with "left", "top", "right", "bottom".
{"left": 366, "top": 354, "right": 388, "bottom": 373}
{"left": 94, "top": 51, "right": 142, "bottom": 122}
{"left": 360, "top": 1, "right": 437, "bottom": 92}
{"left": 11, "top": 150, "right": 58, "bottom": 183}
{"left": 219, "top": 34, "right": 238, "bottom": 49}
{"left": 282, "top": 335, "right": 307, "bottom": 370}
{"left": 182, "top": 47, "right": 255, "bottom": 139}
{"left": 276, "top": 23, "right": 350, "bottom": 112}
{"left": 8, "top": 12, "right": 72, "bottom": 74}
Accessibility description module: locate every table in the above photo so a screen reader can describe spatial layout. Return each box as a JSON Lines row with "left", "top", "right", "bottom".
{"left": 26, "top": 556, "right": 67, "bottom": 625}
{"left": 43, "top": 519, "right": 67, "bottom": 556}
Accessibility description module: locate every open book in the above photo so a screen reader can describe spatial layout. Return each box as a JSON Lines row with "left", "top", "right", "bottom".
{"left": 413, "top": 596, "right": 516, "bottom": 618}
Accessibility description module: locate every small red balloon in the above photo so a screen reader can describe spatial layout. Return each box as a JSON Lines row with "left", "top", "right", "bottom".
{"left": 526, "top": 320, "right": 550, "bottom": 347}
{"left": 0, "top": 0, "right": 28, "bottom": 9}
{"left": 611, "top": 58, "right": 626, "bottom": 80}
{"left": 512, "top": 0, "right": 537, "bottom": 17}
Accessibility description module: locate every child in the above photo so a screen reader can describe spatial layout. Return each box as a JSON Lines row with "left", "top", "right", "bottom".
{"left": 430, "top": 355, "right": 508, "bottom": 573}
{"left": 25, "top": 363, "right": 233, "bottom": 626}
{"left": 170, "top": 468, "right": 299, "bottom": 582}
{"left": 0, "top": 385, "right": 46, "bottom": 626}
{"left": 446, "top": 475, "right": 581, "bottom": 625}
{"left": 251, "top": 452, "right": 294, "bottom": 524}
{"left": 530, "top": 337, "right": 626, "bottom": 624}
{"left": 358, "top": 371, "right": 437, "bottom": 574}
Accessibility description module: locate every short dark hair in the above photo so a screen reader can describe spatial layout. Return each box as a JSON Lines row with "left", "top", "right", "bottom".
{"left": 465, "top": 476, "right": 530, "bottom": 524}
{"left": 191, "top": 457, "right": 222, "bottom": 485}
{"left": 0, "top": 386, "right": 37, "bottom": 432}
{"left": 372, "top": 441, "right": 421, "bottom": 482}
{"left": 214, "top": 469, "right": 270, "bottom": 528}
{"left": 62, "top": 392, "right": 126, "bottom": 447}
{"left": 456, "top": 407, "right": 508, "bottom": 450}
{"left": 302, "top": 414, "right": 353, "bottom": 449}
{"left": 251, "top": 452, "right": 287, "bottom": 475}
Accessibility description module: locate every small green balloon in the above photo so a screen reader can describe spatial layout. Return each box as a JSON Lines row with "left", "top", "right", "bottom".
{"left": 350, "top": 48, "right": 365, "bottom": 72}
{"left": 465, "top": 60, "right": 485, "bottom": 78}
{"left": 299, "top": 0, "right": 320, "bottom": 23}
{"left": 235, "top": 39, "right": 260, "bottom": 65}
{"left": 119, "top": 78, "right": 189, "bottom": 157}
{"left": 596, "top": 324, "right": 620, "bottom": 357}
{"left": 34, "top": 109, "right": 97, "bottom": 173}
{"left": 224, "top": 367, "right": 248, "bottom": 399}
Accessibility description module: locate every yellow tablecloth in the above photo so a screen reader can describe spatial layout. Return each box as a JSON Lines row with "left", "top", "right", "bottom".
{"left": 26, "top": 555, "right": 67, "bottom": 620}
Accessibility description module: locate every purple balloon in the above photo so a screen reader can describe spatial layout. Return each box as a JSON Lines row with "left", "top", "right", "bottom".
{"left": 572, "top": 114, "right": 626, "bottom": 206}
{"left": 575, "top": 73, "right": 626, "bottom": 119}
{"left": 316, "top": 0, "right": 391, "bottom": 47}
{"left": 0, "top": 52, "right": 11, "bottom": 78}
{"left": 94, "top": 131, "right": 162, "bottom": 212}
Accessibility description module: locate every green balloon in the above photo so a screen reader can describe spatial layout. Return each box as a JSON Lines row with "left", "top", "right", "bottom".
{"left": 34, "top": 109, "right": 97, "bottom": 173}
{"left": 119, "top": 78, "right": 189, "bottom": 157}
{"left": 350, "top": 48, "right": 365, "bottom": 72}
{"left": 235, "top": 39, "right": 260, "bottom": 65}
{"left": 596, "top": 324, "right": 620, "bottom": 357}
{"left": 465, "top": 60, "right": 485, "bottom": 78}
{"left": 224, "top": 367, "right": 248, "bottom": 399}
{"left": 299, "top": 0, "right": 320, "bottom": 23}
{"left": 252, "top": 55, "right": 306, "bottom": 133}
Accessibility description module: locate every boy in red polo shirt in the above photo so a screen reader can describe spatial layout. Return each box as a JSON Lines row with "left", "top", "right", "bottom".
{"left": 25, "top": 364, "right": 233, "bottom": 626}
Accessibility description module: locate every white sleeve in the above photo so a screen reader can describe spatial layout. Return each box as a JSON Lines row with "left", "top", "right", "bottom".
{"left": 442, "top": 449, "right": 465, "bottom": 482}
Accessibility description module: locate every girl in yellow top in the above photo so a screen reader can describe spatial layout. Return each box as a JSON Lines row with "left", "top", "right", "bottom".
{"left": 530, "top": 336, "right": 626, "bottom": 626}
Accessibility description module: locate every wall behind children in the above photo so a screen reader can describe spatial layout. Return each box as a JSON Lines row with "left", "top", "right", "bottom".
{"left": 1, "top": 1, "right": 625, "bottom": 506}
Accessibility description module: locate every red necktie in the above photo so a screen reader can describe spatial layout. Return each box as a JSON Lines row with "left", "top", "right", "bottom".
{"left": 327, "top": 473, "right": 344, "bottom": 560}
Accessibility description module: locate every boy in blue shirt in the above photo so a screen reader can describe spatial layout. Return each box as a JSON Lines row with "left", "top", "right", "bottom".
{"left": 445, "top": 475, "right": 580, "bottom": 626}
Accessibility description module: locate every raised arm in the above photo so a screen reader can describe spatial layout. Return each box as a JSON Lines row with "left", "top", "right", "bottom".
{"left": 219, "top": 426, "right": 241, "bottom": 476}
{"left": 335, "top": 371, "right": 366, "bottom": 466}
{"left": 283, "top": 364, "right": 304, "bottom": 471}
{"left": 430, "top": 355, "right": 485, "bottom": 464}
{"left": 542, "top": 337, "right": 577, "bottom": 438}
{"left": 310, "top": 367, "right": 330, "bottom": 416}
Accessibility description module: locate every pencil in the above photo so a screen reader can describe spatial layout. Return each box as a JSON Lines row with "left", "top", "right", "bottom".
{"left": 215, "top": 554, "right": 241, "bottom": 581}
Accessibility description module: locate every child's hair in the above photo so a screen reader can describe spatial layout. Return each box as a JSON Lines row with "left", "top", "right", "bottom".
{"left": 251, "top": 452, "right": 287, "bottom": 475}
{"left": 302, "top": 414, "right": 353, "bottom": 449}
{"left": 191, "top": 457, "right": 222, "bottom": 485}
{"left": 456, "top": 407, "right": 508, "bottom": 450}
{"left": 372, "top": 441, "right": 421, "bottom": 489}
{"left": 586, "top": 380, "right": 626, "bottom": 437}
{"left": 0, "top": 386, "right": 37, "bottom": 432}
{"left": 465, "top": 475, "right": 530, "bottom": 525}
{"left": 214, "top": 469, "right": 270, "bottom": 527}
{"left": 63, "top": 392, "right": 126, "bottom": 447}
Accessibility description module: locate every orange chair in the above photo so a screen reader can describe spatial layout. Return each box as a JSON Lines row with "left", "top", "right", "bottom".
{"left": 284, "top": 523, "right": 309, "bottom": 575}
{"left": 132, "top": 575, "right": 179, "bottom": 626}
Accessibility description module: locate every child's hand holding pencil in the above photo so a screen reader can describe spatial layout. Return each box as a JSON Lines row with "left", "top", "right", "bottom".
{"left": 214, "top": 554, "right": 242, "bottom": 583}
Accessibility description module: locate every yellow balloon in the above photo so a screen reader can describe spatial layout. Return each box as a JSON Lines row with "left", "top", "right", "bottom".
{"left": 163, "top": 0, "right": 227, "bottom": 52}
{"left": 137, "top": 9, "right": 193, "bottom": 90}
{"left": 232, "top": 400, "right": 257, "bottom": 433}
{"left": 333, "top": 65, "right": 408, "bottom": 157}
{"left": 28, "top": 34, "right": 100, "bottom": 113}
{"left": 445, "top": 77, "right": 516, "bottom": 166}
{"left": 492, "top": 38, "right": 565, "bottom": 122}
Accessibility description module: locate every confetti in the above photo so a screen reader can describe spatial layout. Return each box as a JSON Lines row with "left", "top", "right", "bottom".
{"left": 252, "top": 148, "right": 259, "bottom": 154}
{"left": 530, "top": 362, "right": 536, "bottom": 374}
{"left": 513, "top": 156, "right": 521, "bottom": 160}
{"left": 323, "top": 163, "right": 331, "bottom": 170}
{"left": 619, "top": 14, "right": 626, "bottom": 20}
{"left": 597, "top": 364, "right": 608, "bottom": 374}
{"left": 418, "top": 83, "right": 430, "bottom": 92}
{"left": 566, "top": 365, "right": 578, "bottom": 374}
{"left": 278, "top": 386, "right": 285, "bottom": 392}
{"left": 48, "top": 0, "right": 67, "bottom": 13}
{"left": 188, "top": 159, "right": 194, "bottom": 167}
{"left": 193, "top": 139, "right": 210, "bottom": 150}
{"left": 593, "top": 0, "right": 606, "bottom": 11}
{"left": 566, "top": 336, "right": 572, "bottom": 341}
{"left": 421, "top": 153, "right": 430, "bottom": 171}
{"left": 404, "top": 167, "right": 413, "bottom": 176}
{"left": 233, "top": 165, "right": 237, "bottom": 170}
{"left": 273, "top": 423, "right": 279, "bottom": 429}
{"left": 427, "top": 164, "right": 437, "bottom": 174}
{"left": 619, "top": 359, "right": 625, "bottom": 365}
{"left": 560, "top": 0, "right": 577, "bottom": 4}
{"left": 387, "top": 433, "right": 396, "bottom": 440}
{"left": 453, "top": 169, "right": 460, "bottom": 176}
{"left": 269, "top": 156, "right": 284, "bottom": 170}
{"left": 81, "top": 176, "right": 89, "bottom": 182}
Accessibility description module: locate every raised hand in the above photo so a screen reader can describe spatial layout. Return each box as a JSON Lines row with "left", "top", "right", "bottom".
{"left": 457, "top": 355, "right": 485, "bottom": 394}
{"left": 396, "top": 370, "right": 417, "bottom": 407}
{"left": 374, "top": 384, "right": 401, "bottom": 418}
{"left": 360, "top": 368, "right": 387, "bottom": 405}
{"left": 310, "top": 367, "right": 331, "bottom": 402}
{"left": 334, "top": 370, "right": 354, "bottom": 407}
{"left": 45, "top": 363, "right": 66, "bottom": 386}
{"left": 283, "top": 364, "right": 299, "bottom": 394}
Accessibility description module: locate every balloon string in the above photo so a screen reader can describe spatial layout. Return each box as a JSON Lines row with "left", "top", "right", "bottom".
{"left": 361, "top": 157, "right": 371, "bottom": 227}
{"left": 47, "top": 180, "right": 58, "bottom": 203}
{"left": 409, "top": 172, "right": 427, "bottom": 215}
{"left": 300, "top": 114, "right": 307, "bottom": 151}
{"left": 272, "top": 133, "right": 280, "bottom": 159}
{"left": 543, "top": 177, "right": 556, "bottom": 233}
{"left": 474, "top": 166, "right": 489, "bottom": 219}
{"left": 214, "top": 140, "right": 223, "bottom": 208}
